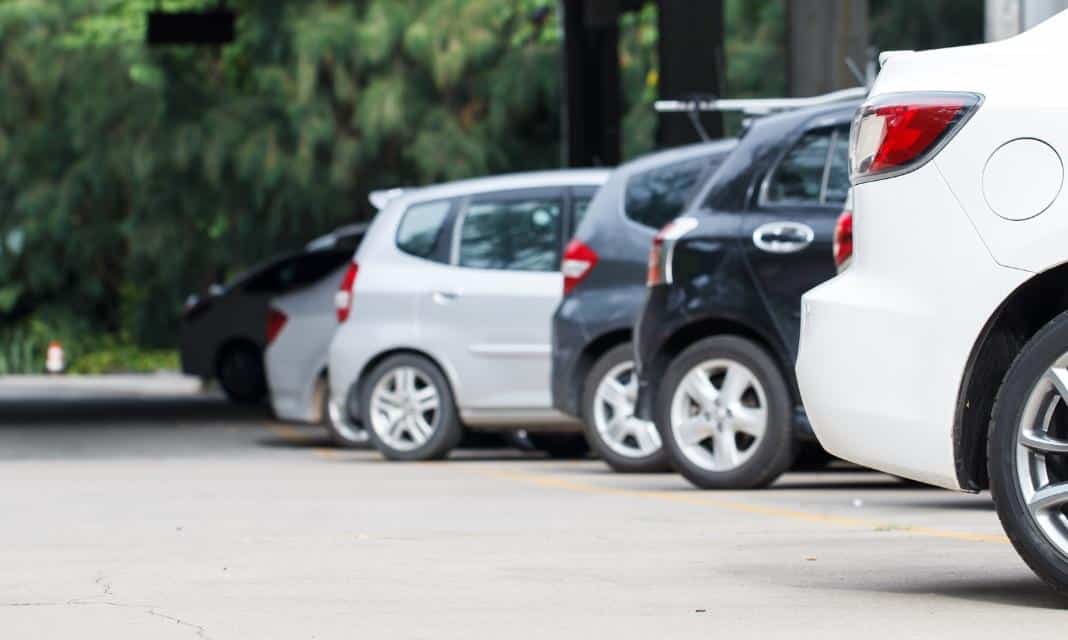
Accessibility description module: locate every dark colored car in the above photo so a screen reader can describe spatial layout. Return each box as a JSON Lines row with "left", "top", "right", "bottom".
{"left": 634, "top": 101, "right": 858, "bottom": 489}
{"left": 551, "top": 140, "right": 737, "bottom": 472}
{"left": 180, "top": 224, "right": 366, "bottom": 402}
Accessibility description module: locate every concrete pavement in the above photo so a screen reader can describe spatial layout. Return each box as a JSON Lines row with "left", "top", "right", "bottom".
{"left": 0, "top": 392, "right": 1063, "bottom": 639}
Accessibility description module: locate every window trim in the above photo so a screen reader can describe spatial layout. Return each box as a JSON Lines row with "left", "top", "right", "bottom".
{"left": 757, "top": 124, "right": 849, "bottom": 210}
{"left": 449, "top": 187, "right": 566, "bottom": 272}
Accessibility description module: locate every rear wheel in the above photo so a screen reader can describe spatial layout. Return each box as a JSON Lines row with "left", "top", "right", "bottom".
{"left": 582, "top": 343, "right": 670, "bottom": 472}
{"left": 989, "top": 312, "right": 1068, "bottom": 596}
{"left": 360, "top": 355, "right": 462, "bottom": 461}
{"left": 655, "top": 336, "right": 796, "bottom": 490}
{"left": 217, "top": 343, "right": 266, "bottom": 403}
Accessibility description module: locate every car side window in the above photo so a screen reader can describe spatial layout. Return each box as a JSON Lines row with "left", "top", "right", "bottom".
{"left": 624, "top": 156, "right": 710, "bottom": 229}
{"left": 763, "top": 125, "right": 851, "bottom": 206}
{"left": 458, "top": 194, "right": 563, "bottom": 272}
{"left": 396, "top": 199, "right": 453, "bottom": 262}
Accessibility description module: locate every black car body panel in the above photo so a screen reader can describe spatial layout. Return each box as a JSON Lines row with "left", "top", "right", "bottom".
{"left": 551, "top": 140, "right": 737, "bottom": 417}
{"left": 632, "top": 102, "right": 859, "bottom": 440}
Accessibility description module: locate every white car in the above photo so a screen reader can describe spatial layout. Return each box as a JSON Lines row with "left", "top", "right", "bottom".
{"left": 797, "top": 13, "right": 1068, "bottom": 594}
{"left": 328, "top": 170, "right": 608, "bottom": 460}
{"left": 264, "top": 224, "right": 368, "bottom": 441}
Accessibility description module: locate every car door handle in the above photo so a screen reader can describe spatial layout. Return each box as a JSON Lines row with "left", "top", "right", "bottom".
{"left": 431, "top": 290, "right": 461, "bottom": 304}
{"left": 752, "top": 221, "right": 815, "bottom": 254}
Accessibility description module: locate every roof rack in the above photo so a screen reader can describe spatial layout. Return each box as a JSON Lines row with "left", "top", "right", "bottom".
{"left": 654, "top": 86, "right": 867, "bottom": 118}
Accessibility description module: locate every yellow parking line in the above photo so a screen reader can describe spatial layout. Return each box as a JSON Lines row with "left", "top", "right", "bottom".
{"left": 471, "top": 467, "right": 1010, "bottom": 545}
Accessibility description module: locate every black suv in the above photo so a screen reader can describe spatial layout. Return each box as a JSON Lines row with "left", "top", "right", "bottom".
{"left": 635, "top": 101, "right": 858, "bottom": 489}
{"left": 551, "top": 140, "right": 736, "bottom": 472}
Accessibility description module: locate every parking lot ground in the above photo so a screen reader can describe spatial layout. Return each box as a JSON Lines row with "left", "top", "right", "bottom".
{"left": 1, "top": 390, "right": 1065, "bottom": 639}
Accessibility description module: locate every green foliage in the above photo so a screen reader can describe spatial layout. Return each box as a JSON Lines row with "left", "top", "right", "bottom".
{"left": 870, "top": 0, "right": 984, "bottom": 52}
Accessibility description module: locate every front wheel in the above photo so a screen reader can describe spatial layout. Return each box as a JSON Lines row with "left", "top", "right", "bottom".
{"left": 322, "top": 377, "right": 370, "bottom": 449}
{"left": 989, "top": 312, "right": 1068, "bottom": 596}
{"left": 360, "top": 355, "right": 462, "bottom": 461}
{"left": 655, "top": 336, "right": 796, "bottom": 490}
{"left": 582, "top": 343, "right": 670, "bottom": 473}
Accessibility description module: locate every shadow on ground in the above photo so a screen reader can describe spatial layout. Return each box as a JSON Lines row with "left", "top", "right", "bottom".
{"left": 0, "top": 396, "right": 271, "bottom": 426}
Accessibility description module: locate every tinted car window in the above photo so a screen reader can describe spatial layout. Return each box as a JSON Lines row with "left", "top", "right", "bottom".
{"left": 624, "top": 156, "right": 710, "bottom": 229}
{"left": 396, "top": 199, "right": 453, "bottom": 261}
{"left": 823, "top": 126, "right": 851, "bottom": 204}
{"left": 765, "top": 129, "right": 832, "bottom": 204}
{"left": 243, "top": 249, "right": 352, "bottom": 293}
{"left": 459, "top": 195, "right": 562, "bottom": 272}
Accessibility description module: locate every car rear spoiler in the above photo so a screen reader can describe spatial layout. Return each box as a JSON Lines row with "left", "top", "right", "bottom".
{"left": 369, "top": 188, "right": 407, "bottom": 211}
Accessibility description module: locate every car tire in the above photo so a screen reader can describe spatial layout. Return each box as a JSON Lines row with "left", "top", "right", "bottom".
{"left": 322, "top": 376, "right": 371, "bottom": 449}
{"left": 526, "top": 433, "right": 590, "bottom": 459}
{"left": 217, "top": 343, "right": 266, "bottom": 403}
{"left": 360, "top": 354, "right": 463, "bottom": 461}
{"left": 655, "top": 335, "right": 797, "bottom": 490}
{"left": 582, "top": 343, "right": 670, "bottom": 473}
{"left": 989, "top": 312, "right": 1068, "bottom": 596}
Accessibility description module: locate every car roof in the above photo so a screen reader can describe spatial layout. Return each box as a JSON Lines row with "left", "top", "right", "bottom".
{"left": 388, "top": 169, "right": 610, "bottom": 210}
{"left": 613, "top": 139, "right": 738, "bottom": 177}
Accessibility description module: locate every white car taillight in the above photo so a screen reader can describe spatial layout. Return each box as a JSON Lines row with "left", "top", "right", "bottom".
{"left": 850, "top": 92, "right": 981, "bottom": 184}
{"left": 562, "top": 240, "right": 598, "bottom": 296}
{"left": 647, "top": 217, "right": 698, "bottom": 286}
{"left": 833, "top": 209, "right": 853, "bottom": 272}
{"left": 266, "top": 308, "right": 288, "bottom": 345}
{"left": 335, "top": 262, "right": 358, "bottom": 323}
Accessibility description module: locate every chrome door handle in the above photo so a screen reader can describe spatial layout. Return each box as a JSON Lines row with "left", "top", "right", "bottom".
{"left": 432, "top": 290, "right": 460, "bottom": 304}
{"left": 752, "top": 221, "right": 814, "bottom": 254}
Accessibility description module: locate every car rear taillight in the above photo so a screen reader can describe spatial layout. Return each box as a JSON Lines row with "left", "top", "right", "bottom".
{"left": 851, "top": 92, "right": 980, "bottom": 184}
{"left": 266, "top": 308, "right": 288, "bottom": 345}
{"left": 647, "top": 217, "right": 698, "bottom": 286}
{"left": 833, "top": 209, "right": 853, "bottom": 272}
{"left": 335, "top": 262, "right": 358, "bottom": 323}
{"left": 562, "top": 240, "right": 598, "bottom": 296}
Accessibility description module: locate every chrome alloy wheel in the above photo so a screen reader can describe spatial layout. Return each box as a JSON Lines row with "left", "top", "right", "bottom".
{"left": 369, "top": 367, "right": 440, "bottom": 452}
{"left": 328, "top": 396, "right": 369, "bottom": 445}
{"left": 668, "top": 358, "right": 768, "bottom": 472}
{"left": 1015, "top": 362, "right": 1068, "bottom": 558}
{"left": 592, "top": 360, "right": 661, "bottom": 458}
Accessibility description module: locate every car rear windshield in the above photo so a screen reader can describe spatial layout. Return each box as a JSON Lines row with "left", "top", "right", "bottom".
{"left": 243, "top": 249, "right": 352, "bottom": 294}
{"left": 624, "top": 155, "right": 719, "bottom": 230}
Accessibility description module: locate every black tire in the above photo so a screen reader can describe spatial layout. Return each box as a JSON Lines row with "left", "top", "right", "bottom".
{"left": 527, "top": 433, "right": 590, "bottom": 459}
{"left": 359, "top": 354, "right": 463, "bottom": 461}
{"left": 989, "top": 312, "right": 1068, "bottom": 596}
{"left": 581, "top": 343, "right": 671, "bottom": 473}
{"left": 322, "top": 376, "right": 371, "bottom": 449}
{"left": 217, "top": 342, "right": 266, "bottom": 403}
{"left": 654, "top": 335, "right": 797, "bottom": 490}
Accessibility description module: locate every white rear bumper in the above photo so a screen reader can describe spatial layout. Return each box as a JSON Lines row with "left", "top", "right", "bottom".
{"left": 796, "top": 165, "right": 1029, "bottom": 490}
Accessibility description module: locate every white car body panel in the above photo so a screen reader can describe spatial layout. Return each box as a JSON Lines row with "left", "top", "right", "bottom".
{"left": 265, "top": 264, "right": 347, "bottom": 422}
{"left": 329, "top": 170, "right": 609, "bottom": 430}
{"left": 797, "top": 12, "right": 1068, "bottom": 489}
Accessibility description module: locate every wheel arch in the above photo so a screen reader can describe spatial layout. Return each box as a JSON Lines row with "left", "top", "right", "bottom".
{"left": 568, "top": 328, "right": 633, "bottom": 415}
{"left": 354, "top": 347, "right": 460, "bottom": 411}
{"left": 214, "top": 337, "right": 263, "bottom": 378}
{"left": 646, "top": 314, "right": 792, "bottom": 405}
{"left": 955, "top": 261, "right": 1068, "bottom": 491}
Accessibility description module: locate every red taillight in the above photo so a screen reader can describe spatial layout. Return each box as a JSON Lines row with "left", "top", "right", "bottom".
{"left": 851, "top": 92, "right": 980, "bottom": 183}
{"left": 647, "top": 235, "right": 666, "bottom": 286}
{"left": 833, "top": 210, "right": 853, "bottom": 271}
{"left": 335, "top": 262, "right": 358, "bottom": 323}
{"left": 562, "top": 240, "right": 598, "bottom": 296}
{"left": 266, "top": 308, "right": 288, "bottom": 345}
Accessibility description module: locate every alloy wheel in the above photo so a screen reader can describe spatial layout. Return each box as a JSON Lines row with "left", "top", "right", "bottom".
{"left": 1015, "top": 362, "right": 1068, "bottom": 558}
{"left": 592, "top": 360, "right": 661, "bottom": 458}
{"left": 669, "top": 358, "right": 768, "bottom": 472}
{"left": 369, "top": 367, "right": 441, "bottom": 452}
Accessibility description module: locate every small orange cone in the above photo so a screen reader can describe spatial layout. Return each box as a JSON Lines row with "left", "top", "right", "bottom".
{"left": 46, "top": 341, "right": 65, "bottom": 374}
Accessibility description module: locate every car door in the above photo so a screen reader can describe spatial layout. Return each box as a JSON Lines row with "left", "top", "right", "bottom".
{"left": 742, "top": 122, "right": 851, "bottom": 362}
{"left": 417, "top": 187, "right": 566, "bottom": 412}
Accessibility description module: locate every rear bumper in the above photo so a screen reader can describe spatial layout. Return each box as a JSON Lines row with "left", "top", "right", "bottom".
{"left": 796, "top": 166, "right": 1029, "bottom": 490}
{"left": 550, "top": 305, "right": 585, "bottom": 418}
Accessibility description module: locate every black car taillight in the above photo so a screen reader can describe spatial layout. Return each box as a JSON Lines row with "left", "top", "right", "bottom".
{"left": 266, "top": 307, "right": 288, "bottom": 345}
{"left": 647, "top": 217, "right": 698, "bottom": 286}
{"left": 851, "top": 92, "right": 981, "bottom": 184}
{"left": 562, "top": 240, "right": 598, "bottom": 296}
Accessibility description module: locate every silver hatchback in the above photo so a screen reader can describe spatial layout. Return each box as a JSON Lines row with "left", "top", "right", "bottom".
{"left": 328, "top": 170, "right": 609, "bottom": 460}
